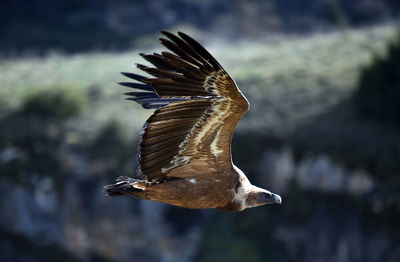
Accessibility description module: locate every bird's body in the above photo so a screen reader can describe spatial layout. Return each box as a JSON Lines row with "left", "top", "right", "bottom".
{"left": 104, "top": 31, "right": 281, "bottom": 211}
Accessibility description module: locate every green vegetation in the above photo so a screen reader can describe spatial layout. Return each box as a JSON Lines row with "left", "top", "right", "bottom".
{"left": 22, "top": 87, "right": 88, "bottom": 119}
{"left": 1, "top": 24, "right": 398, "bottom": 184}
{"left": 354, "top": 27, "right": 400, "bottom": 125}
{"left": 90, "top": 119, "right": 137, "bottom": 180}
{"left": 1, "top": 24, "right": 400, "bottom": 261}
{"left": 0, "top": 87, "right": 87, "bottom": 186}
{"left": 91, "top": 120, "right": 133, "bottom": 158}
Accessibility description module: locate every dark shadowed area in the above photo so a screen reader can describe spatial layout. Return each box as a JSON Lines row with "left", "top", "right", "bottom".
{"left": 1, "top": 1, "right": 400, "bottom": 261}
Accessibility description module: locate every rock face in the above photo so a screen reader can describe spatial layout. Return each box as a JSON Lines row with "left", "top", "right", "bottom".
{"left": 1, "top": 19, "right": 399, "bottom": 261}
{"left": 0, "top": 176, "right": 208, "bottom": 262}
{"left": 196, "top": 147, "right": 400, "bottom": 262}
{"left": 257, "top": 147, "right": 374, "bottom": 195}
{"left": 1, "top": 143, "right": 398, "bottom": 262}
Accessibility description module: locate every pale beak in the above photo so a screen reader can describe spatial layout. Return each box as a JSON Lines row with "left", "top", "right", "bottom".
{"left": 269, "top": 193, "right": 282, "bottom": 205}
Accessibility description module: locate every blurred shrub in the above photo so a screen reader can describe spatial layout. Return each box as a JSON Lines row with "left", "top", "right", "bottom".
{"left": 22, "top": 87, "right": 87, "bottom": 119}
{"left": 354, "top": 28, "right": 400, "bottom": 124}
{"left": 91, "top": 120, "right": 132, "bottom": 158}
{"left": 0, "top": 86, "right": 88, "bottom": 185}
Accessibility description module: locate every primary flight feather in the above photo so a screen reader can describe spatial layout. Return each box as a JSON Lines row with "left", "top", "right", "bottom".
{"left": 104, "top": 31, "right": 282, "bottom": 211}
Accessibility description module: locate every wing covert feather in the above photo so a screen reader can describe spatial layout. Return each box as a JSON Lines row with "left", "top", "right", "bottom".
{"left": 121, "top": 31, "right": 249, "bottom": 181}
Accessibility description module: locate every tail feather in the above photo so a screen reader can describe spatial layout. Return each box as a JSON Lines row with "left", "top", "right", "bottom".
{"left": 104, "top": 176, "right": 145, "bottom": 196}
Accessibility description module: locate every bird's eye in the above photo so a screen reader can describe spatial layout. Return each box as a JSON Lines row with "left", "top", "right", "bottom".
{"left": 264, "top": 192, "right": 272, "bottom": 199}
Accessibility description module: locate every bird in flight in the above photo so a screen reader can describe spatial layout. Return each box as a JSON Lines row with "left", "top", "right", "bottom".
{"left": 104, "top": 31, "right": 282, "bottom": 211}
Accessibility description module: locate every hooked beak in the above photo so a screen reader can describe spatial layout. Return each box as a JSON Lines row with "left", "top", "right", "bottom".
{"left": 268, "top": 193, "right": 282, "bottom": 205}
{"left": 247, "top": 189, "right": 283, "bottom": 208}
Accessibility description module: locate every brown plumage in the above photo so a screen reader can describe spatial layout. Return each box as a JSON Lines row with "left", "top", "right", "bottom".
{"left": 104, "top": 31, "right": 282, "bottom": 211}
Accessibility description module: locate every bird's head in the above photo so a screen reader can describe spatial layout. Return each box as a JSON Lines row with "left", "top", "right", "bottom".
{"left": 246, "top": 186, "right": 282, "bottom": 208}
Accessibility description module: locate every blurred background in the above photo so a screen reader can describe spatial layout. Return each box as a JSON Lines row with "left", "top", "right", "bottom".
{"left": 1, "top": 0, "right": 400, "bottom": 261}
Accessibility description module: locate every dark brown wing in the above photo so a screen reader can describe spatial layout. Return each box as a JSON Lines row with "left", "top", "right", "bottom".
{"left": 121, "top": 31, "right": 249, "bottom": 182}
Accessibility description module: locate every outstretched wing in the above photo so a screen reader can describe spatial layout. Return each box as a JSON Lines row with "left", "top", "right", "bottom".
{"left": 121, "top": 31, "right": 249, "bottom": 182}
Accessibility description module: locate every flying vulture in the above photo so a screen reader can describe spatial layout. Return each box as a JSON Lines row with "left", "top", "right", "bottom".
{"left": 104, "top": 31, "right": 282, "bottom": 211}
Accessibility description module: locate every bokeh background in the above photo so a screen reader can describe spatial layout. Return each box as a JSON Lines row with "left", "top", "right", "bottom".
{"left": 1, "top": 1, "right": 400, "bottom": 261}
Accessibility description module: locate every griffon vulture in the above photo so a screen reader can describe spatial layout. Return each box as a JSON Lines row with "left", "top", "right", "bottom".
{"left": 104, "top": 31, "right": 282, "bottom": 211}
